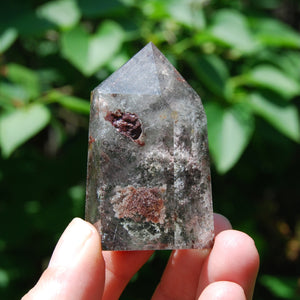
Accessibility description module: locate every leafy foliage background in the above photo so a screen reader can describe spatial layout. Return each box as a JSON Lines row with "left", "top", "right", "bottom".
{"left": 0, "top": 0, "right": 300, "bottom": 299}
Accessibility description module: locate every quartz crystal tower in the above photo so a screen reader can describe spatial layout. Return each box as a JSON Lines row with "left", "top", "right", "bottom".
{"left": 86, "top": 42, "right": 214, "bottom": 250}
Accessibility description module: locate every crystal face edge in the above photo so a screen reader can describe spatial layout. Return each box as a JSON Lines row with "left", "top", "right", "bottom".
{"left": 85, "top": 42, "right": 214, "bottom": 251}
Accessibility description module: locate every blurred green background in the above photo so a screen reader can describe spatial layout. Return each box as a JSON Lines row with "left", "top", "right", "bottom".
{"left": 0, "top": 0, "right": 300, "bottom": 299}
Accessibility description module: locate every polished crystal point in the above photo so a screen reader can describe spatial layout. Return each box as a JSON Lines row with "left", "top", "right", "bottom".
{"left": 85, "top": 42, "right": 214, "bottom": 250}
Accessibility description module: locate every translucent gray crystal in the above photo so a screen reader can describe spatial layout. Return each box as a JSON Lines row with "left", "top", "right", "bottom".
{"left": 85, "top": 42, "right": 214, "bottom": 250}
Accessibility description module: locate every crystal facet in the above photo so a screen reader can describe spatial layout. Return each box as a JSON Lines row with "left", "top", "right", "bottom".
{"left": 85, "top": 42, "right": 214, "bottom": 250}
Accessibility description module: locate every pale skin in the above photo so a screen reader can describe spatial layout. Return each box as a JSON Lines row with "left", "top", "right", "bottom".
{"left": 22, "top": 213, "right": 259, "bottom": 300}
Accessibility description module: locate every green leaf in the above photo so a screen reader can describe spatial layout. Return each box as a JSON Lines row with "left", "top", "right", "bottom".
{"left": 272, "top": 51, "right": 300, "bottom": 81}
{"left": 14, "top": 10, "right": 54, "bottom": 36}
{"left": 255, "top": 50, "right": 300, "bottom": 82}
{"left": 260, "top": 274, "right": 298, "bottom": 299}
{"left": 252, "top": 18, "right": 300, "bottom": 48}
{"left": 209, "top": 9, "right": 259, "bottom": 54}
{"left": 0, "top": 28, "right": 17, "bottom": 53}
{"left": 205, "top": 102, "right": 254, "bottom": 173}
{"left": 140, "top": 0, "right": 167, "bottom": 19}
{"left": 187, "top": 54, "right": 230, "bottom": 98}
{"left": 140, "top": 0, "right": 205, "bottom": 29}
{"left": 61, "top": 21, "right": 124, "bottom": 76}
{"left": 37, "top": 69, "right": 63, "bottom": 90}
{"left": 0, "top": 268, "right": 10, "bottom": 288}
{"left": 0, "top": 104, "right": 51, "bottom": 157}
{"left": 0, "top": 2, "right": 53, "bottom": 36}
{"left": 68, "top": 185, "right": 85, "bottom": 215}
{"left": 47, "top": 91, "right": 90, "bottom": 114}
{"left": 249, "top": 93, "right": 300, "bottom": 142}
{"left": 37, "top": 0, "right": 81, "bottom": 30}
{"left": 166, "top": 0, "right": 206, "bottom": 29}
{"left": 77, "top": 0, "right": 124, "bottom": 18}
{"left": 0, "top": 82, "right": 29, "bottom": 103}
{"left": 245, "top": 65, "right": 300, "bottom": 99}
{"left": 248, "top": 0, "right": 281, "bottom": 9}
{"left": 6, "top": 64, "right": 40, "bottom": 100}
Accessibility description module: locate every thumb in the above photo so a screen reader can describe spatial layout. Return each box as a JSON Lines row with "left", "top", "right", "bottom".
{"left": 22, "top": 218, "right": 105, "bottom": 300}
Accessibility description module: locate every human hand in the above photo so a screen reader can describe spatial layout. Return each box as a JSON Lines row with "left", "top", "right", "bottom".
{"left": 22, "top": 214, "right": 259, "bottom": 300}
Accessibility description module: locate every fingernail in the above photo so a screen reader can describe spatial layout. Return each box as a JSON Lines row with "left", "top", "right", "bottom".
{"left": 49, "top": 218, "right": 93, "bottom": 268}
